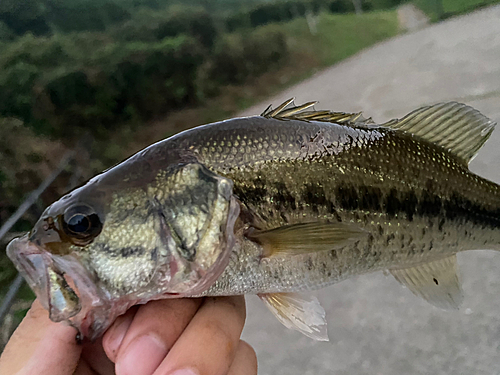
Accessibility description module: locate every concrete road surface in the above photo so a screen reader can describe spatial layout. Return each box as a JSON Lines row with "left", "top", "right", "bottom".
{"left": 238, "top": 5, "right": 500, "bottom": 374}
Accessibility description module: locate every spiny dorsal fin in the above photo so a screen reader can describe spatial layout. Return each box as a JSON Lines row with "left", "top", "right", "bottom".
{"left": 382, "top": 102, "right": 496, "bottom": 164}
{"left": 389, "top": 255, "right": 463, "bottom": 310}
{"left": 258, "top": 292, "right": 329, "bottom": 341}
{"left": 247, "top": 221, "right": 365, "bottom": 257}
{"left": 261, "top": 98, "right": 373, "bottom": 126}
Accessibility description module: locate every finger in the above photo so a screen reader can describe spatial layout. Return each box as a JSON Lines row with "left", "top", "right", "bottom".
{"left": 227, "top": 340, "right": 258, "bottom": 375}
{"left": 80, "top": 336, "right": 116, "bottom": 375}
{"left": 102, "top": 306, "right": 138, "bottom": 362}
{"left": 0, "top": 299, "right": 81, "bottom": 375}
{"left": 73, "top": 360, "right": 99, "bottom": 375}
{"left": 114, "top": 298, "right": 203, "bottom": 375}
{"left": 155, "top": 296, "right": 246, "bottom": 375}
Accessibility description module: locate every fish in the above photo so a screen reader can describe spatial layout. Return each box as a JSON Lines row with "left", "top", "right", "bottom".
{"left": 6, "top": 99, "right": 500, "bottom": 342}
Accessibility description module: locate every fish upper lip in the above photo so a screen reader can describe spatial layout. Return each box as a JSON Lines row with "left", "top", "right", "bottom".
{"left": 7, "top": 235, "right": 53, "bottom": 310}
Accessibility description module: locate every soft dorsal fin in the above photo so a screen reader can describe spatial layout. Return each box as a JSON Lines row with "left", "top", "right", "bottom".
{"left": 247, "top": 221, "right": 365, "bottom": 258}
{"left": 382, "top": 102, "right": 496, "bottom": 164}
{"left": 389, "top": 255, "right": 463, "bottom": 310}
{"left": 261, "top": 98, "right": 372, "bottom": 126}
{"left": 258, "top": 292, "right": 329, "bottom": 341}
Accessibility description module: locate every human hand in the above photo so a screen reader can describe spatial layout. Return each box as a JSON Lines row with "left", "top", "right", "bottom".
{"left": 0, "top": 296, "right": 257, "bottom": 375}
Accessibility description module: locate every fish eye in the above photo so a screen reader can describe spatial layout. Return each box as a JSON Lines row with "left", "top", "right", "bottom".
{"left": 62, "top": 205, "right": 102, "bottom": 244}
{"left": 67, "top": 214, "right": 91, "bottom": 234}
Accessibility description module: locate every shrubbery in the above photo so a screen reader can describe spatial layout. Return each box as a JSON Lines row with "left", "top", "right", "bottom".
{"left": 0, "top": 0, "right": 405, "bottom": 143}
{"left": 210, "top": 27, "right": 288, "bottom": 84}
{"left": 0, "top": 21, "right": 288, "bottom": 140}
{"left": 224, "top": 0, "right": 355, "bottom": 31}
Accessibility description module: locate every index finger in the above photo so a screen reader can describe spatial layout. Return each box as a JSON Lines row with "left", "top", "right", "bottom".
{"left": 154, "top": 296, "right": 246, "bottom": 375}
{"left": 0, "top": 300, "right": 81, "bottom": 375}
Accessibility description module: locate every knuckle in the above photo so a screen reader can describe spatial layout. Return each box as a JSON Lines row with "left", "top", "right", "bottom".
{"left": 202, "top": 319, "right": 236, "bottom": 358}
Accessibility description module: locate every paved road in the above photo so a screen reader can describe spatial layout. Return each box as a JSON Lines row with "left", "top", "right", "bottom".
{"left": 238, "top": 5, "right": 500, "bottom": 374}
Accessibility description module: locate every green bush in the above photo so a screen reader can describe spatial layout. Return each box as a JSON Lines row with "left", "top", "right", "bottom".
{"left": 46, "top": 71, "right": 95, "bottom": 109}
{"left": 31, "top": 36, "right": 204, "bottom": 139}
{"left": 47, "top": 1, "right": 132, "bottom": 33}
{"left": 0, "top": 0, "right": 51, "bottom": 36}
{"left": 0, "top": 62, "right": 40, "bottom": 122}
{"left": 0, "top": 34, "right": 69, "bottom": 69}
{"left": 0, "top": 3, "right": 293, "bottom": 141}
{"left": 210, "top": 27, "right": 288, "bottom": 84}
{"left": 224, "top": 0, "right": 352, "bottom": 32}
{"left": 0, "top": 21, "right": 15, "bottom": 41}
{"left": 0, "top": 117, "right": 60, "bottom": 224}
{"left": 110, "top": 6, "right": 219, "bottom": 50}
{"left": 156, "top": 7, "right": 218, "bottom": 50}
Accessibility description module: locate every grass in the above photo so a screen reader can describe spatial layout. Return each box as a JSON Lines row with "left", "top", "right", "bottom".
{"left": 285, "top": 11, "right": 399, "bottom": 66}
{"left": 414, "top": 0, "right": 500, "bottom": 21}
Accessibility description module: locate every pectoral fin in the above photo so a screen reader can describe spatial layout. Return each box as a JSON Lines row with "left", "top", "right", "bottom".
{"left": 259, "top": 292, "right": 329, "bottom": 341}
{"left": 389, "top": 255, "right": 463, "bottom": 310}
{"left": 247, "top": 221, "right": 365, "bottom": 257}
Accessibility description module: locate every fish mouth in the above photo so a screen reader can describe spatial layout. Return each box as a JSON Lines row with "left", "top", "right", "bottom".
{"left": 7, "top": 234, "right": 83, "bottom": 321}
{"left": 7, "top": 234, "right": 131, "bottom": 341}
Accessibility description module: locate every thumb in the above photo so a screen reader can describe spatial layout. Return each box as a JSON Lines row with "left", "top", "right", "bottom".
{"left": 0, "top": 299, "right": 82, "bottom": 375}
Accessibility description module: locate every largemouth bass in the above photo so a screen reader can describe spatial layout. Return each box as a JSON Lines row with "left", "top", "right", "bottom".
{"left": 7, "top": 100, "right": 500, "bottom": 341}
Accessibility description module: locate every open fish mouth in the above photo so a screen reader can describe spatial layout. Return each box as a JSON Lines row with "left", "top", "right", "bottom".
{"left": 7, "top": 235, "right": 60, "bottom": 314}
{"left": 6, "top": 234, "right": 112, "bottom": 339}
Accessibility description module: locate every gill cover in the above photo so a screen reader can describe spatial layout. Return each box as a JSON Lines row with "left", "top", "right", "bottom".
{"left": 153, "top": 162, "right": 240, "bottom": 295}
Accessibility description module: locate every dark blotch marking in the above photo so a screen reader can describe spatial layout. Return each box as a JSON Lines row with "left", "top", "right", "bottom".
{"left": 302, "top": 184, "right": 341, "bottom": 221}
{"left": 384, "top": 188, "right": 400, "bottom": 219}
{"left": 236, "top": 172, "right": 500, "bottom": 230}
{"left": 273, "top": 182, "right": 296, "bottom": 211}
{"left": 419, "top": 189, "right": 442, "bottom": 217}
{"left": 121, "top": 246, "right": 145, "bottom": 257}
{"left": 383, "top": 189, "right": 418, "bottom": 222}
{"left": 358, "top": 185, "right": 382, "bottom": 211}
{"left": 402, "top": 191, "right": 418, "bottom": 222}
{"left": 333, "top": 180, "right": 500, "bottom": 230}
{"left": 336, "top": 183, "right": 359, "bottom": 211}
{"left": 385, "top": 233, "right": 395, "bottom": 246}
{"left": 99, "top": 243, "right": 146, "bottom": 258}
{"left": 444, "top": 192, "right": 500, "bottom": 229}
{"left": 233, "top": 178, "right": 268, "bottom": 207}
{"left": 150, "top": 247, "right": 158, "bottom": 262}
{"left": 433, "top": 278, "right": 439, "bottom": 285}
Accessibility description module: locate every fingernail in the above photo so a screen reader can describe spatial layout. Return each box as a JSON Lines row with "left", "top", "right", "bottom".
{"left": 106, "top": 314, "right": 134, "bottom": 361}
{"left": 116, "top": 334, "right": 167, "bottom": 375}
{"left": 169, "top": 369, "right": 198, "bottom": 375}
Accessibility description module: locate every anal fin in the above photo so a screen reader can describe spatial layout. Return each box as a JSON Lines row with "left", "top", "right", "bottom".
{"left": 390, "top": 255, "right": 463, "bottom": 310}
{"left": 258, "top": 292, "right": 329, "bottom": 341}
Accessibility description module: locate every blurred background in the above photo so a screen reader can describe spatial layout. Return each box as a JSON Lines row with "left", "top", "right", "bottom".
{"left": 1, "top": 0, "right": 500, "bottom": 373}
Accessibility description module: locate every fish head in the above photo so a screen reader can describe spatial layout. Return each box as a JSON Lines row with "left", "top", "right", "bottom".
{"left": 7, "top": 156, "right": 239, "bottom": 339}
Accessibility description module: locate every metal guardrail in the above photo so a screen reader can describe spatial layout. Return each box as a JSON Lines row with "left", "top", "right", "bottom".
{"left": 0, "top": 150, "right": 75, "bottom": 323}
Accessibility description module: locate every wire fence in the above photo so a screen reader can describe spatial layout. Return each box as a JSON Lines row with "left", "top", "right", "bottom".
{"left": 0, "top": 147, "right": 83, "bottom": 350}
